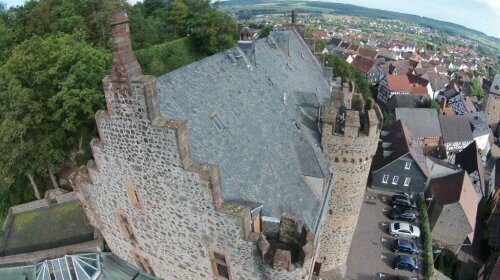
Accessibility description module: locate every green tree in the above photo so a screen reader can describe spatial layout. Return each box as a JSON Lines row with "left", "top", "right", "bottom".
{"left": 189, "top": 9, "right": 238, "bottom": 54}
{"left": 158, "top": 0, "right": 189, "bottom": 39}
{"left": 422, "top": 97, "right": 440, "bottom": 109}
{"left": 315, "top": 40, "right": 326, "bottom": 52}
{"left": 0, "top": 34, "right": 109, "bottom": 196}
{"left": 326, "top": 54, "right": 375, "bottom": 99}
{"left": 470, "top": 79, "right": 484, "bottom": 99}
{"left": 144, "top": 0, "right": 167, "bottom": 17}
{"left": 258, "top": 26, "right": 272, "bottom": 38}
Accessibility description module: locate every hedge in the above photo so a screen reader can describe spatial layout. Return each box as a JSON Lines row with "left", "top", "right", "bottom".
{"left": 416, "top": 194, "right": 433, "bottom": 279}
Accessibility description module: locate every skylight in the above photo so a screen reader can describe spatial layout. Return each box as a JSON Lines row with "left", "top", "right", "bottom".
{"left": 211, "top": 114, "right": 225, "bottom": 132}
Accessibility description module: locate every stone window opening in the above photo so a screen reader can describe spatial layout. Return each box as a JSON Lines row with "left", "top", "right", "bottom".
{"left": 116, "top": 210, "right": 138, "bottom": 244}
{"left": 208, "top": 248, "right": 233, "bottom": 280}
{"left": 132, "top": 252, "right": 155, "bottom": 276}
{"left": 126, "top": 180, "right": 144, "bottom": 210}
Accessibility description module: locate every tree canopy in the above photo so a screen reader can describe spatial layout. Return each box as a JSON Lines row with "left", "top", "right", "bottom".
{"left": 326, "top": 54, "right": 376, "bottom": 99}
{"left": 0, "top": 0, "right": 239, "bottom": 220}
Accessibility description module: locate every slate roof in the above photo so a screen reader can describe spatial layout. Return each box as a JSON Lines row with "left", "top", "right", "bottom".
{"left": 455, "top": 141, "right": 486, "bottom": 197}
{"left": 489, "top": 208, "right": 500, "bottom": 249}
{"left": 157, "top": 30, "right": 331, "bottom": 226}
{"left": 439, "top": 115, "right": 474, "bottom": 143}
{"left": 395, "top": 108, "right": 442, "bottom": 138}
{"left": 481, "top": 252, "right": 500, "bottom": 279}
{"left": 426, "top": 156, "right": 461, "bottom": 179}
{"left": 490, "top": 74, "right": 500, "bottom": 95}
{"left": 465, "top": 112, "right": 489, "bottom": 138}
{"left": 351, "top": 56, "right": 375, "bottom": 74}
{"left": 429, "top": 170, "right": 478, "bottom": 241}
{"left": 372, "top": 120, "right": 429, "bottom": 178}
{"left": 388, "top": 95, "right": 424, "bottom": 109}
{"left": 328, "top": 38, "right": 342, "bottom": 48}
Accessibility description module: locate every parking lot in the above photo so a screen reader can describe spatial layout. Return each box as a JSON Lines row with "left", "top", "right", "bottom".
{"left": 345, "top": 188, "right": 423, "bottom": 280}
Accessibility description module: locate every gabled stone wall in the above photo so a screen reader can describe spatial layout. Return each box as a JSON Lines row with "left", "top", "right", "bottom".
{"left": 72, "top": 10, "right": 263, "bottom": 279}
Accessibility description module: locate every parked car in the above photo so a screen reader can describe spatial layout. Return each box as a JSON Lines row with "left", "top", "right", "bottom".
{"left": 393, "top": 255, "right": 419, "bottom": 272}
{"left": 391, "top": 195, "right": 416, "bottom": 209}
{"left": 393, "top": 238, "right": 419, "bottom": 255}
{"left": 389, "top": 276, "right": 414, "bottom": 280}
{"left": 388, "top": 208, "right": 417, "bottom": 222}
{"left": 389, "top": 222, "right": 420, "bottom": 238}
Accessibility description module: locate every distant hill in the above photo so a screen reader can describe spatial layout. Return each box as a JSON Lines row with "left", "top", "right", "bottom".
{"left": 219, "top": 0, "right": 500, "bottom": 55}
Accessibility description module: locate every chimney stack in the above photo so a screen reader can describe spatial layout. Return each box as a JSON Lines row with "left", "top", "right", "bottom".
{"left": 110, "top": 10, "right": 141, "bottom": 82}
{"left": 292, "top": 10, "right": 297, "bottom": 24}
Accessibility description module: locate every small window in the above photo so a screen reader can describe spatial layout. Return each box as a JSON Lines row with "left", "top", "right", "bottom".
{"left": 116, "top": 211, "right": 138, "bottom": 243}
{"left": 126, "top": 180, "right": 144, "bottom": 210}
{"left": 132, "top": 252, "right": 155, "bottom": 276}
{"left": 392, "top": 176, "right": 399, "bottom": 185}
{"left": 209, "top": 249, "right": 232, "bottom": 279}
{"left": 404, "top": 178, "right": 411, "bottom": 186}
{"left": 405, "top": 162, "right": 411, "bottom": 169}
{"left": 382, "top": 175, "right": 389, "bottom": 184}
{"left": 210, "top": 114, "right": 225, "bottom": 132}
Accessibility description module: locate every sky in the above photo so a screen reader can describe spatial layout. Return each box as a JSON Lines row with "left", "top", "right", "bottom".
{"left": 3, "top": 0, "right": 500, "bottom": 38}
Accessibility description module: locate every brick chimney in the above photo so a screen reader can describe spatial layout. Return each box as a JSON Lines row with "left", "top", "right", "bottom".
{"left": 240, "top": 27, "right": 253, "bottom": 41}
{"left": 292, "top": 10, "right": 298, "bottom": 24}
{"left": 110, "top": 10, "right": 141, "bottom": 82}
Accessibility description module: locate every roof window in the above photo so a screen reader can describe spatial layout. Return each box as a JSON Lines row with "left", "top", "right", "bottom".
{"left": 211, "top": 114, "right": 225, "bottom": 133}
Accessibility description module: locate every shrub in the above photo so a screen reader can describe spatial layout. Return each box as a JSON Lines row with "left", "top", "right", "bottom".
{"left": 416, "top": 195, "right": 433, "bottom": 279}
{"left": 136, "top": 37, "right": 202, "bottom": 76}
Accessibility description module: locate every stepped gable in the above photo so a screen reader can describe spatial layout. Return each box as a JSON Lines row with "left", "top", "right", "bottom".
{"left": 156, "top": 29, "right": 331, "bottom": 226}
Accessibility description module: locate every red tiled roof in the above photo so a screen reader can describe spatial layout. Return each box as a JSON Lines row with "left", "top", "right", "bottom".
{"left": 351, "top": 56, "right": 375, "bottom": 73}
{"left": 387, "top": 75, "right": 412, "bottom": 92}
{"left": 411, "top": 86, "right": 428, "bottom": 95}
{"left": 358, "top": 47, "right": 378, "bottom": 60}
{"left": 312, "top": 31, "right": 328, "bottom": 38}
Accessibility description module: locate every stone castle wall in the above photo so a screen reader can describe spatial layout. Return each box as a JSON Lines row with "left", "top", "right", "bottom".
{"left": 484, "top": 92, "right": 500, "bottom": 128}
{"left": 75, "top": 77, "right": 264, "bottom": 279}
{"left": 72, "top": 10, "right": 264, "bottom": 280}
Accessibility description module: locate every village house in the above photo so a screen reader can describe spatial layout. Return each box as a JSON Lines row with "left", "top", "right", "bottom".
{"left": 371, "top": 120, "right": 429, "bottom": 194}
{"left": 427, "top": 171, "right": 479, "bottom": 253}
{"left": 395, "top": 108, "right": 442, "bottom": 154}
{"left": 439, "top": 115, "right": 474, "bottom": 160}
{"left": 350, "top": 55, "right": 382, "bottom": 84}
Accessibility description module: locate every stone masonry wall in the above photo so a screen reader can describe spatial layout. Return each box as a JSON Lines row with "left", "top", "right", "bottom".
{"left": 73, "top": 10, "right": 264, "bottom": 280}
{"left": 484, "top": 92, "right": 500, "bottom": 127}
{"left": 78, "top": 111, "right": 262, "bottom": 278}
{"left": 317, "top": 121, "right": 379, "bottom": 278}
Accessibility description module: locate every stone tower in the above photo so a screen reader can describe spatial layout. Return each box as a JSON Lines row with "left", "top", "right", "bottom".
{"left": 316, "top": 81, "right": 382, "bottom": 278}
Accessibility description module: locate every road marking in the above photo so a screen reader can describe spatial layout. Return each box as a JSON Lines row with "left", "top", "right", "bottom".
{"left": 381, "top": 237, "right": 387, "bottom": 242}
{"left": 378, "top": 273, "right": 385, "bottom": 278}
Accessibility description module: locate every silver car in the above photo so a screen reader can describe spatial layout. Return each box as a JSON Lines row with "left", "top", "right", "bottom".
{"left": 389, "top": 222, "right": 421, "bottom": 238}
